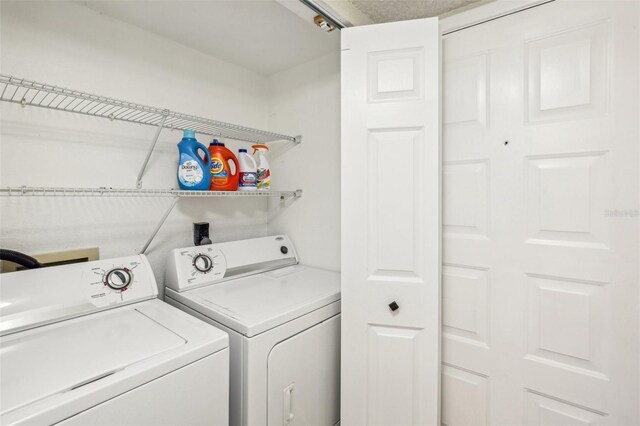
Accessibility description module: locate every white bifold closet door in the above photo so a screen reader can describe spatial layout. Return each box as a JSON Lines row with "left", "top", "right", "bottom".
{"left": 341, "top": 18, "right": 440, "bottom": 426}
{"left": 442, "top": 1, "right": 639, "bottom": 425}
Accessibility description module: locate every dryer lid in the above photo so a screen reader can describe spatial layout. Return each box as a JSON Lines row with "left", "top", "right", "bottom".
{"left": 1, "top": 305, "right": 184, "bottom": 416}
{"left": 175, "top": 265, "right": 341, "bottom": 337}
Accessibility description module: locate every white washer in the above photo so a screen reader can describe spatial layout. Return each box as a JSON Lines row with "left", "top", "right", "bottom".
{"left": 0, "top": 255, "right": 229, "bottom": 426}
{"left": 164, "top": 235, "right": 341, "bottom": 426}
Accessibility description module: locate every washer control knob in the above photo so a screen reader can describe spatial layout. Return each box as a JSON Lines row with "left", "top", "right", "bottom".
{"left": 280, "top": 246, "right": 288, "bottom": 254}
{"left": 193, "top": 254, "right": 213, "bottom": 273}
{"left": 105, "top": 268, "right": 132, "bottom": 290}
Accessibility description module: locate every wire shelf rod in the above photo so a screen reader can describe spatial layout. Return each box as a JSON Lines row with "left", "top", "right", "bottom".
{"left": 0, "top": 186, "right": 302, "bottom": 199}
{"left": 0, "top": 74, "right": 300, "bottom": 144}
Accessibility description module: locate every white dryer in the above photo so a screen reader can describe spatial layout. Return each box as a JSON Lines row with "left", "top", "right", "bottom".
{"left": 0, "top": 255, "right": 229, "bottom": 426}
{"left": 164, "top": 235, "right": 340, "bottom": 426}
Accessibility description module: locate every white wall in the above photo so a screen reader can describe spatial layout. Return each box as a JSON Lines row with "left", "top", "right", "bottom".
{"left": 267, "top": 52, "right": 341, "bottom": 272}
{"left": 0, "top": 1, "right": 273, "bottom": 287}
{"left": 0, "top": 1, "right": 342, "bottom": 283}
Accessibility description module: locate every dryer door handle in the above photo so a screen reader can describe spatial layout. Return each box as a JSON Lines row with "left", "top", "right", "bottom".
{"left": 283, "top": 383, "right": 295, "bottom": 426}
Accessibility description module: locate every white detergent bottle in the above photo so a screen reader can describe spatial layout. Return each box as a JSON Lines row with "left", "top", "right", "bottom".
{"left": 252, "top": 144, "right": 271, "bottom": 191}
{"left": 238, "top": 149, "right": 257, "bottom": 191}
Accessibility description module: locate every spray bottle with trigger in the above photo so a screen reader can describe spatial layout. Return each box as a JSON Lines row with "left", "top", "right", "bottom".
{"left": 252, "top": 144, "right": 271, "bottom": 191}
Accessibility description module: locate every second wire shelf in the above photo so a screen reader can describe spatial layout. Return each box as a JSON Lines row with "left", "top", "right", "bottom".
{"left": 0, "top": 186, "right": 302, "bottom": 200}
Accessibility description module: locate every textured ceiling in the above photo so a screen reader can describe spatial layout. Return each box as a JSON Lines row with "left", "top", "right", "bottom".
{"left": 347, "top": 0, "right": 486, "bottom": 23}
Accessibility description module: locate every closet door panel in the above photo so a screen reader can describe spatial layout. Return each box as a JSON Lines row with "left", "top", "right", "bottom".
{"left": 443, "top": 1, "right": 639, "bottom": 424}
{"left": 342, "top": 18, "right": 440, "bottom": 425}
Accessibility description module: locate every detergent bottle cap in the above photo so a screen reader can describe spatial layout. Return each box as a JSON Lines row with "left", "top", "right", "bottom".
{"left": 210, "top": 139, "right": 224, "bottom": 146}
{"left": 183, "top": 129, "right": 196, "bottom": 139}
{"left": 239, "top": 149, "right": 247, "bottom": 153}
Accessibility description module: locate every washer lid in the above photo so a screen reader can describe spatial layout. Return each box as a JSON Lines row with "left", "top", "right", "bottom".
{"left": 0, "top": 255, "right": 159, "bottom": 336}
{"left": 0, "top": 299, "right": 227, "bottom": 420}
{"left": 176, "top": 265, "right": 341, "bottom": 337}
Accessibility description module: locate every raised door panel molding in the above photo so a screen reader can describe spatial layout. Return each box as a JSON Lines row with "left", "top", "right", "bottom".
{"left": 444, "top": 53, "right": 489, "bottom": 127}
{"left": 526, "top": 391, "right": 605, "bottom": 425}
{"left": 368, "top": 48, "right": 425, "bottom": 103}
{"left": 524, "top": 272, "right": 610, "bottom": 413}
{"left": 525, "top": 153, "right": 607, "bottom": 248}
{"left": 442, "top": 365, "right": 489, "bottom": 426}
{"left": 367, "top": 128, "right": 424, "bottom": 278}
{"left": 442, "top": 264, "right": 489, "bottom": 345}
{"left": 443, "top": 52, "right": 490, "bottom": 162}
{"left": 366, "top": 326, "right": 424, "bottom": 425}
{"left": 527, "top": 274, "right": 608, "bottom": 373}
{"left": 443, "top": 160, "right": 489, "bottom": 238}
{"left": 442, "top": 263, "right": 491, "bottom": 375}
{"left": 526, "top": 21, "right": 609, "bottom": 123}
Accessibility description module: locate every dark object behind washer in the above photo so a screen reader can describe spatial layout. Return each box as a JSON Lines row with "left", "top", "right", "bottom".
{"left": 0, "top": 249, "right": 43, "bottom": 270}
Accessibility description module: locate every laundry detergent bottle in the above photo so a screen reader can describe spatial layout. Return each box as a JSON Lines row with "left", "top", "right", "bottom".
{"left": 237, "top": 149, "right": 257, "bottom": 191}
{"left": 177, "top": 130, "right": 211, "bottom": 190}
{"left": 252, "top": 144, "right": 271, "bottom": 191}
{"left": 208, "top": 139, "right": 239, "bottom": 191}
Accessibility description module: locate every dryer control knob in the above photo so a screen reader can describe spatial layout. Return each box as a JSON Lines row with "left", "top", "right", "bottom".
{"left": 280, "top": 246, "right": 288, "bottom": 254}
{"left": 105, "top": 268, "right": 132, "bottom": 290}
{"left": 193, "top": 254, "right": 213, "bottom": 273}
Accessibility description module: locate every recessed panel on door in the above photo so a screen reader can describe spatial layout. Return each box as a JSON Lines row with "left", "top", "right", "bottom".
{"left": 526, "top": 21, "right": 609, "bottom": 123}
{"left": 367, "top": 128, "right": 424, "bottom": 278}
{"left": 442, "top": 365, "right": 488, "bottom": 426}
{"left": 366, "top": 325, "right": 423, "bottom": 425}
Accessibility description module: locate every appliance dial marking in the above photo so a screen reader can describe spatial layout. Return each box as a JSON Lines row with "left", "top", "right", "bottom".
{"left": 193, "top": 254, "right": 213, "bottom": 273}
{"left": 104, "top": 267, "right": 133, "bottom": 290}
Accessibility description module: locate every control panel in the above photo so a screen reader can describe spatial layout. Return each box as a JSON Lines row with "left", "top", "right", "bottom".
{"left": 171, "top": 246, "right": 227, "bottom": 291}
{"left": 0, "top": 255, "right": 158, "bottom": 336}
{"left": 85, "top": 257, "right": 157, "bottom": 308}
{"left": 165, "top": 235, "right": 299, "bottom": 292}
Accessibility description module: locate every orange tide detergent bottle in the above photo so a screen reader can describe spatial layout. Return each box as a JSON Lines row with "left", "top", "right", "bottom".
{"left": 208, "top": 139, "right": 239, "bottom": 191}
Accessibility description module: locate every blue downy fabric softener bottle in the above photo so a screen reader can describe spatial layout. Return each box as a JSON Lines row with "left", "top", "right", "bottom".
{"left": 177, "top": 129, "right": 211, "bottom": 190}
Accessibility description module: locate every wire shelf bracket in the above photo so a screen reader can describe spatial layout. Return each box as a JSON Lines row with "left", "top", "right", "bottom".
{"left": 140, "top": 196, "right": 179, "bottom": 254}
{"left": 136, "top": 112, "right": 168, "bottom": 189}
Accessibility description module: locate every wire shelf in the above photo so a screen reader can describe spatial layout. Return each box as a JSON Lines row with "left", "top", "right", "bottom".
{"left": 0, "top": 74, "right": 300, "bottom": 144}
{"left": 0, "top": 186, "right": 302, "bottom": 199}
